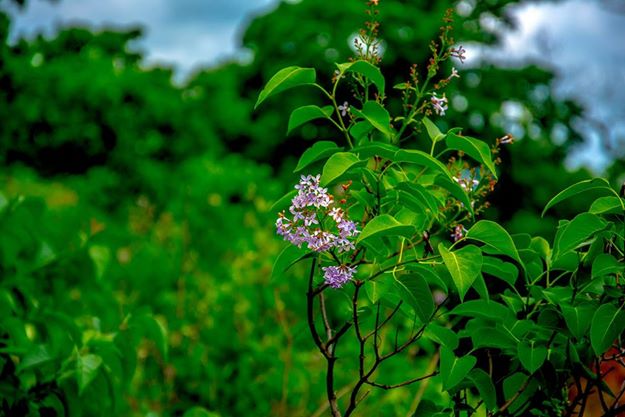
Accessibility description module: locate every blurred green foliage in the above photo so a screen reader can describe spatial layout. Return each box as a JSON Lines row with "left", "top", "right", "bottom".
{"left": 0, "top": 0, "right": 622, "bottom": 416}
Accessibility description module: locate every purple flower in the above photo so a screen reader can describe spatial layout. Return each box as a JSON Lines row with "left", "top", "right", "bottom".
{"left": 322, "top": 265, "right": 357, "bottom": 288}
{"left": 337, "top": 219, "right": 359, "bottom": 238}
{"left": 451, "top": 225, "right": 467, "bottom": 242}
{"left": 450, "top": 45, "right": 467, "bottom": 63}
{"left": 276, "top": 174, "right": 360, "bottom": 254}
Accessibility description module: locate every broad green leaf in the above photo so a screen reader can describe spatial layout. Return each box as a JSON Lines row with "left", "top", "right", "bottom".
{"left": 272, "top": 245, "right": 310, "bottom": 281}
{"left": 294, "top": 141, "right": 341, "bottom": 172}
{"left": 287, "top": 105, "right": 334, "bottom": 135}
{"left": 337, "top": 60, "right": 385, "bottom": 94}
{"left": 446, "top": 133, "right": 498, "bottom": 179}
{"left": 589, "top": 196, "right": 624, "bottom": 215}
{"left": 553, "top": 213, "right": 606, "bottom": 258}
{"left": 530, "top": 236, "right": 551, "bottom": 261}
{"left": 439, "top": 346, "right": 476, "bottom": 390}
{"left": 422, "top": 116, "right": 444, "bottom": 142}
{"left": 467, "top": 369, "right": 497, "bottom": 411}
{"left": 395, "top": 149, "right": 453, "bottom": 181}
{"left": 590, "top": 304, "right": 625, "bottom": 355}
{"left": 466, "top": 220, "right": 523, "bottom": 265}
{"left": 357, "top": 214, "right": 415, "bottom": 244}
{"left": 17, "top": 345, "right": 53, "bottom": 373}
{"left": 320, "top": 152, "right": 363, "bottom": 186}
{"left": 561, "top": 303, "right": 595, "bottom": 340}
{"left": 404, "top": 263, "right": 448, "bottom": 293}
{"left": 592, "top": 254, "right": 623, "bottom": 278}
{"left": 255, "top": 66, "right": 316, "bottom": 109}
{"left": 438, "top": 244, "right": 483, "bottom": 301}
{"left": 470, "top": 327, "right": 517, "bottom": 350}
{"left": 449, "top": 300, "right": 514, "bottom": 322}
{"left": 77, "top": 353, "right": 103, "bottom": 395}
{"left": 472, "top": 273, "right": 489, "bottom": 301}
{"left": 350, "top": 120, "right": 373, "bottom": 141}
{"left": 352, "top": 101, "right": 393, "bottom": 138}
{"left": 395, "top": 182, "right": 442, "bottom": 214}
{"left": 395, "top": 274, "right": 434, "bottom": 322}
{"left": 434, "top": 176, "right": 474, "bottom": 216}
{"left": 481, "top": 256, "right": 518, "bottom": 286}
{"left": 517, "top": 340, "right": 547, "bottom": 374}
{"left": 542, "top": 178, "right": 619, "bottom": 216}
{"left": 425, "top": 323, "right": 458, "bottom": 350}
{"left": 364, "top": 277, "right": 393, "bottom": 304}
{"left": 352, "top": 142, "right": 398, "bottom": 160}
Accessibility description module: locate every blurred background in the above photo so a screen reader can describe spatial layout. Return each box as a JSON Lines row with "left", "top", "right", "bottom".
{"left": 0, "top": 0, "right": 623, "bottom": 416}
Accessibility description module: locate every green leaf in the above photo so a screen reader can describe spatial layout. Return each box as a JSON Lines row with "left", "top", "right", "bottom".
{"left": 294, "top": 141, "right": 341, "bottom": 172}
{"left": 352, "top": 142, "right": 399, "bottom": 160}
{"left": 466, "top": 220, "right": 523, "bottom": 266}
{"left": 271, "top": 245, "right": 310, "bottom": 281}
{"left": 438, "top": 244, "right": 483, "bottom": 301}
{"left": 561, "top": 303, "right": 595, "bottom": 340}
{"left": 590, "top": 304, "right": 625, "bottom": 355}
{"left": 542, "top": 178, "right": 619, "bottom": 216}
{"left": 287, "top": 105, "right": 334, "bottom": 135}
{"left": 589, "top": 196, "right": 624, "bottom": 215}
{"left": 352, "top": 101, "right": 393, "bottom": 138}
{"left": 395, "top": 182, "right": 442, "bottom": 215}
{"left": 17, "top": 345, "right": 53, "bottom": 373}
{"left": 350, "top": 120, "right": 373, "bottom": 141}
{"left": 517, "top": 340, "right": 547, "bottom": 374}
{"left": 255, "top": 66, "right": 316, "bottom": 109}
{"left": 77, "top": 353, "right": 103, "bottom": 395}
{"left": 422, "top": 116, "right": 444, "bottom": 143}
{"left": 434, "top": 176, "right": 474, "bottom": 216}
{"left": 357, "top": 214, "right": 415, "bottom": 244}
{"left": 395, "top": 274, "right": 434, "bottom": 322}
{"left": 553, "top": 213, "right": 607, "bottom": 258}
{"left": 467, "top": 369, "right": 497, "bottom": 411}
{"left": 446, "top": 133, "right": 498, "bottom": 179}
{"left": 364, "top": 278, "right": 393, "bottom": 304}
{"left": 470, "top": 326, "right": 517, "bottom": 350}
{"left": 320, "top": 152, "right": 363, "bottom": 186}
{"left": 592, "top": 254, "right": 623, "bottom": 278}
{"left": 481, "top": 256, "right": 518, "bottom": 286}
{"left": 404, "top": 263, "right": 448, "bottom": 293}
{"left": 449, "top": 300, "right": 514, "bottom": 322}
{"left": 439, "top": 346, "right": 476, "bottom": 390}
{"left": 425, "top": 323, "right": 458, "bottom": 350}
{"left": 337, "top": 60, "right": 385, "bottom": 94}
{"left": 395, "top": 149, "right": 453, "bottom": 181}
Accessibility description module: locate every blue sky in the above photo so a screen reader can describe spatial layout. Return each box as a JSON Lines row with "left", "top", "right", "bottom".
{"left": 4, "top": 0, "right": 625, "bottom": 172}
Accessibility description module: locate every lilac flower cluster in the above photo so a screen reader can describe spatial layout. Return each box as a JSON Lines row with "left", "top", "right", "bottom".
{"left": 321, "top": 265, "right": 357, "bottom": 289}
{"left": 276, "top": 174, "right": 360, "bottom": 288}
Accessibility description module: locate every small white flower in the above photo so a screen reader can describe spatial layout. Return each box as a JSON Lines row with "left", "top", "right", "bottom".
{"left": 338, "top": 101, "right": 350, "bottom": 117}
{"left": 448, "top": 67, "right": 460, "bottom": 80}
{"left": 431, "top": 93, "right": 448, "bottom": 116}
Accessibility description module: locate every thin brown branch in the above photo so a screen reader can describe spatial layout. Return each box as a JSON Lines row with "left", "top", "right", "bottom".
{"left": 366, "top": 371, "right": 438, "bottom": 390}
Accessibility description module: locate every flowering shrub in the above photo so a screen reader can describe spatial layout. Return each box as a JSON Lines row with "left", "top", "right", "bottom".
{"left": 259, "top": 3, "right": 625, "bottom": 417}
